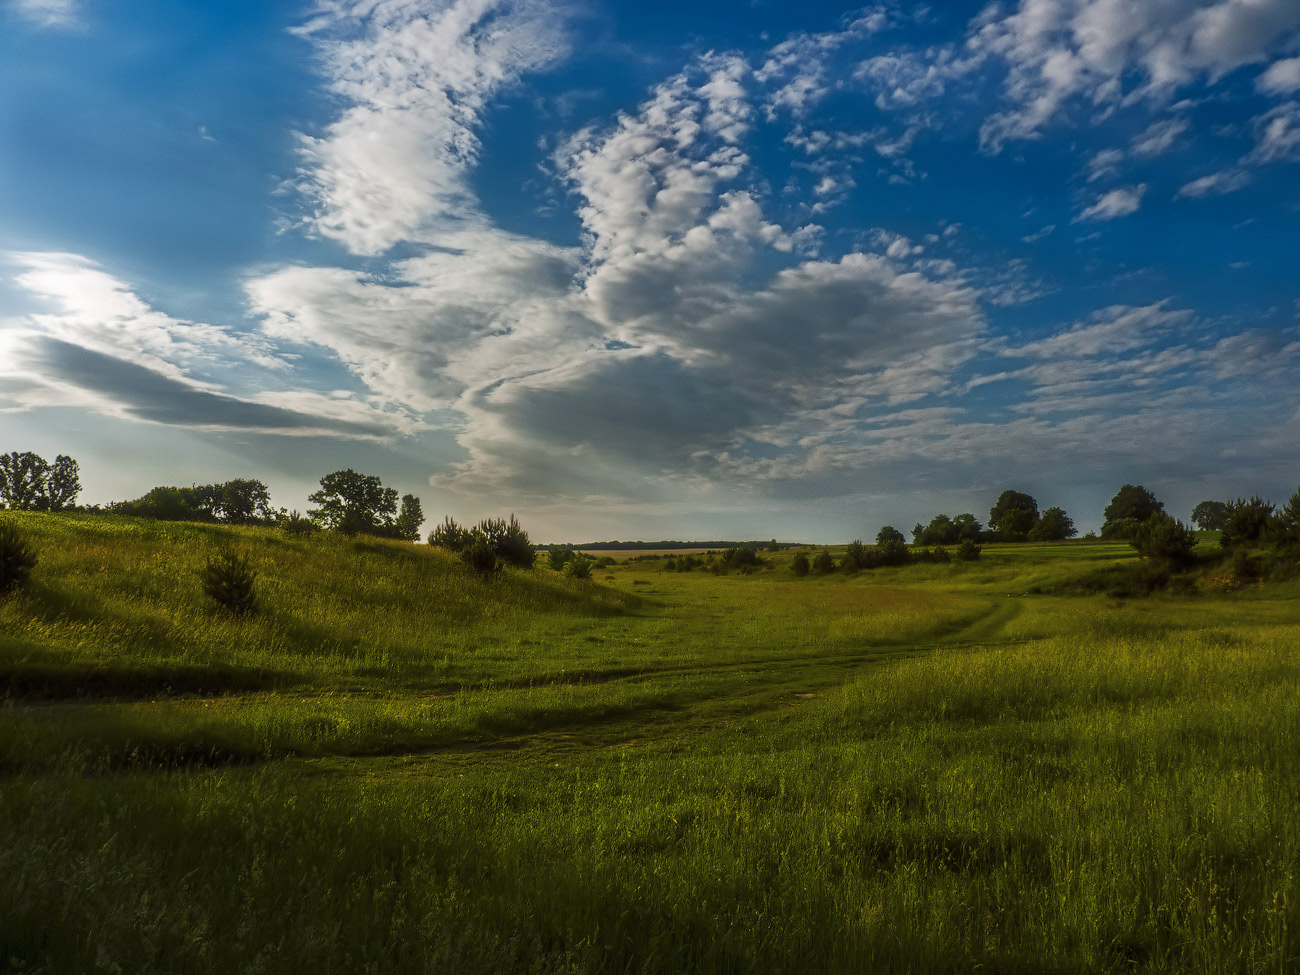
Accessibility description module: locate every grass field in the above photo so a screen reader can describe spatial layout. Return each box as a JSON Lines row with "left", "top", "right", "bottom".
{"left": 2, "top": 513, "right": 1298, "bottom": 973}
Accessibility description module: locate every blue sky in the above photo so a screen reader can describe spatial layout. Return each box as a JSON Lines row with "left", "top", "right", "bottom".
{"left": 1, "top": 0, "right": 1298, "bottom": 541}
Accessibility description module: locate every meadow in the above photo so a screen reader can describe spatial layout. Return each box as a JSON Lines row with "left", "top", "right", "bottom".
{"left": 1, "top": 513, "right": 1298, "bottom": 973}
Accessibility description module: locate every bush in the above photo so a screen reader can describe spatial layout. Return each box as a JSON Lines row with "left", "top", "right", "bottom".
{"left": 876, "top": 537, "right": 911, "bottom": 567}
{"left": 956, "top": 538, "right": 981, "bottom": 561}
{"left": 280, "top": 510, "right": 315, "bottom": 537}
{"left": 720, "top": 546, "right": 763, "bottom": 570}
{"left": 429, "top": 516, "right": 471, "bottom": 551}
{"left": 1219, "top": 497, "right": 1275, "bottom": 550}
{"left": 791, "top": 552, "right": 810, "bottom": 576}
{"left": 476, "top": 515, "right": 536, "bottom": 568}
{"left": 1131, "top": 512, "right": 1198, "bottom": 568}
{"left": 563, "top": 555, "right": 592, "bottom": 580}
{"left": 547, "top": 546, "right": 575, "bottom": 571}
{"left": 202, "top": 550, "right": 257, "bottom": 616}
{"left": 460, "top": 534, "right": 499, "bottom": 576}
{"left": 0, "top": 520, "right": 37, "bottom": 594}
{"left": 812, "top": 550, "right": 835, "bottom": 575}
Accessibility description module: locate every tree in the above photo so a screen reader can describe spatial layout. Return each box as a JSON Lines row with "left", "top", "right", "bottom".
{"left": 812, "top": 549, "right": 836, "bottom": 575}
{"left": 1274, "top": 488, "right": 1300, "bottom": 551}
{"left": 1219, "top": 497, "right": 1275, "bottom": 550}
{"left": 0, "top": 452, "right": 81, "bottom": 512}
{"left": 1131, "top": 512, "right": 1197, "bottom": 569}
{"left": 791, "top": 552, "right": 810, "bottom": 576}
{"left": 474, "top": 515, "right": 536, "bottom": 568}
{"left": 1028, "top": 506, "right": 1076, "bottom": 541}
{"left": 876, "top": 526, "right": 905, "bottom": 545}
{"left": 917, "top": 514, "right": 961, "bottom": 546}
{"left": 989, "top": 490, "right": 1039, "bottom": 540}
{"left": 394, "top": 495, "right": 425, "bottom": 542}
{"left": 952, "top": 513, "right": 982, "bottom": 542}
{"left": 843, "top": 540, "right": 868, "bottom": 570}
{"left": 995, "top": 507, "right": 1037, "bottom": 541}
{"left": 767, "top": 538, "right": 780, "bottom": 552}
{"left": 308, "top": 470, "right": 398, "bottom": 535}
{"left": 1101, "top": 484, "right": 1164, "bottom": 538}
{"left": 547, "top": 546, "right": 575, "bottom": 571}
{"left": 429, "top": 516, "right": 471, "bottom": 551}
{"left": 113, "top": 486, "right": 206, "bottom": 521}
{"left": 1190, "top": 500, "right": 1229, "bottom": 532}
{"left": 216, "top": 479, "right": 274, "bottom": 524}
{"left": 43, "top": 456, "right": 81, "bottom": 511}
{"left": 876, "top": 537, "right": 911, "bottom": 567}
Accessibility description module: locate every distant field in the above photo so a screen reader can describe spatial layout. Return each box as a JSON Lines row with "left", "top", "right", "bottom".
{"left": 578, "top": 547, "right": 720, "bottom": 558}
{"left": 2, "top": 513, "right": 1298, "bottom": 973}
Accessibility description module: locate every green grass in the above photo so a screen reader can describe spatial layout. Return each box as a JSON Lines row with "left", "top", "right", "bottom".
{"left": 1, "top": 513, "right": 1298, "bottom": 973}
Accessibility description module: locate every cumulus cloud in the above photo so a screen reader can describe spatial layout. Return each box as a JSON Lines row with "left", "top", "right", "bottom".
{"left": 973, "top": 0, "right": 1300, "bottom": 151}
{"left": 293, "top": 0, "right": 568, "bottom": 255}
{"left": 1076, "top": 184, "right": 1148, "bottom": 221}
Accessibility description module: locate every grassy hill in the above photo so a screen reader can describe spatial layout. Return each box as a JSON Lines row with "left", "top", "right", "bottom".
{"left": 2, "top": 514, "right": 1298, "bottom": 973}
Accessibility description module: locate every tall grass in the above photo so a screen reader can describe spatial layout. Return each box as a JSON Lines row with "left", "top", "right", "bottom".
{"left": 1, "top": 513, "right": 1297, "bottom": 972}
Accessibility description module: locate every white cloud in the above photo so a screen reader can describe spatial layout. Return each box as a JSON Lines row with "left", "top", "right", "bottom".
{"left": 293, "top": 0, "right": 568, "bottom": 255}
{"left": 973, "top": 0, "right": 1300, "bottom": 151}
{"left": 1176, "top": 167, "right": 1252, "bottom": 197}
{"left": 1258, "top": 56, "right": 1300, "bottom": 94}
{"left": 1022, "top": 224, "right": 1055, "bottom": 243}
{"left": 1076, "top": 183, "right": 1147, "bottom": 221}
{"left": 8, "top": 0, "right": 79, "bottom": 28}
{"left": 756, "top": 8, "right": 894, "bottom": 118}
{"left": 1131, "top": 116, "right": 1190, "bottom": 156}
{"left": 1244, "top": 100, "right": 1300, "bottom": 163}
{"left": 1, "top": 252, "right": 411, "bottom": 438}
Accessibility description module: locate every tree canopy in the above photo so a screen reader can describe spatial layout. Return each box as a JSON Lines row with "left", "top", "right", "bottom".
{"left": 989, "top": 490, "right": 1038, "bottom": 539}
{"left": 1101, "top": 484, "right": 1164, "bottom": 538}
{"left": 0, "top": 452, "right": 80, "bottom": 512}
{"left": 308, "top": 470, "right": 399, "bottom": 535}
{"left": 1191, "top": 500, "right": 1229, "bottom": 531}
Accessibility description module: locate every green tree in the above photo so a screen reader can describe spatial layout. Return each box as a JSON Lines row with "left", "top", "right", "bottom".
{"left": 876, "top": 537, "right": 911, "bottom": 567}
{"left": 791, "top": 552, "right": 811, "bottom": 576}
{"left": 876, "top": 526, "right": 905, "bottom": 545}
{"left": 952, "top": 513, "right": 982, "bottom": 541}
{"left": 429, "top": 516, "right": 471, "bottom": 551}
{"left": 394, "top": 495, "right": 425, "bottom": 542}
{"left": 1028, "top": 506, "right": 1076, "bottom": 541}
{"left": 1101, "top": 484, "right": 1164, "bottom": 538}
{"left": 216, "top": 479, "right": 274, "bottom": 524}
{"left": 1274, "top": 488, "right": 1300, "bottom": 551}
{"left": 1219, "top": 497, "right": 1275, "bottom": 550}
{"left": 989, "top": 490, "right": 1039, "bottom": 539}
{"left": 0, "top": 452, "right": 81, "bottom": 512}
{"left": 1190, "top": 500, "right": 1229, "bottom": 532}
{"left": 812, "top": 550, "right": 835, "bottom": 575}
{"left": 1131, "top": 512, "right": 1197, "bottom": 569}
{"left": 475, "top": 515, "right": 535, "bottom": 568}
{"left": 308, "top": 470, "right": 398, "bottom": 535}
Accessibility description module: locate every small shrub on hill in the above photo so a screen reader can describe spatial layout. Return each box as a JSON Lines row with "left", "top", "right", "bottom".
{"left": 956, "top": 538, "right": 981, "bottom": 561}
{"left": 477, "top": 516, "right": 536, "bottom": 568}
{"left": 876, "top": 537, "right": 911, "bottom": 567}
{"left": 791, "top": 552, "right": 810, "bottom": 576}
{"left": 460, "top": 534, "right": 499, "bottom": 576}
{"left": 812, "top": 550, "right": 835, "bottom": 575}
{"left": 547, "top": 546, "right": 575, "bottom": 571}
{"left": 202, "top": 550, "right": 257, "bottom": 616}
{"left": 1219, "top": 497, "right": 1275, "bottom": 550}
{"left": 1131, "top": 512, "right": 1198, "bottom": 569}
{"left": 563, "top": 555, "right": 592, "bottom": 580}
{"left": 280, "top": 510, "right": 315, "bottom": 537}
{"left": 429, "top": 516, "right": 471, "bottom": 551}
{"left": 0, "top": 520, "right": 37, "bottom": 594}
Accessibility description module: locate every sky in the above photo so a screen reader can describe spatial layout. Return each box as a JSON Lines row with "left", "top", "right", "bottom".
{"left": 1, "top": 0, "right": 1298, "bottom": 542}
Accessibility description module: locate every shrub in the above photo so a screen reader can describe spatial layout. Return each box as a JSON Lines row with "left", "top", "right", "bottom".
{"left": 202, "top": 550, "right": 257, "bottom": 616}
{"left": 280, "top": 510, "right": 315, "bottom": 537}
{"left": 563, "top": 554, "right": 592, "bottom": 580}
{"left": 460, "top": 534, "right": 499, "bottom": 576}
{"left": 429, "top": 516, "right": 471, "bottom": 551}
{"left": 547, "top": 546, "right": 575, "bottom": 571}
{"left": 876, "top": 537, "right": 911, "bottom": 567}
{"left": 843, "top": 540, "right": 868, "bottom": 570}
{"left": 0, "top": 520, "right": 37, "bottom": 594}
{"left": 791, "top": 552, "right": 810, "bottom": 576}
{"left": 812, "top": 550, "right": 835, "bottom": 575}
{"left": 720, "top": 545, "right": 763, "bottom": 570}
{"left": 956, "top": 538, "right": 981, "bottom": 561}
{"left": 1131, "top": 512, "right": 1198, "bottom": 569}
{"left": 477, "top": 515, "right": 536, "bottom": 568}
{"left": 1219, "top": 497, "right": 1275, "bottom": 550}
